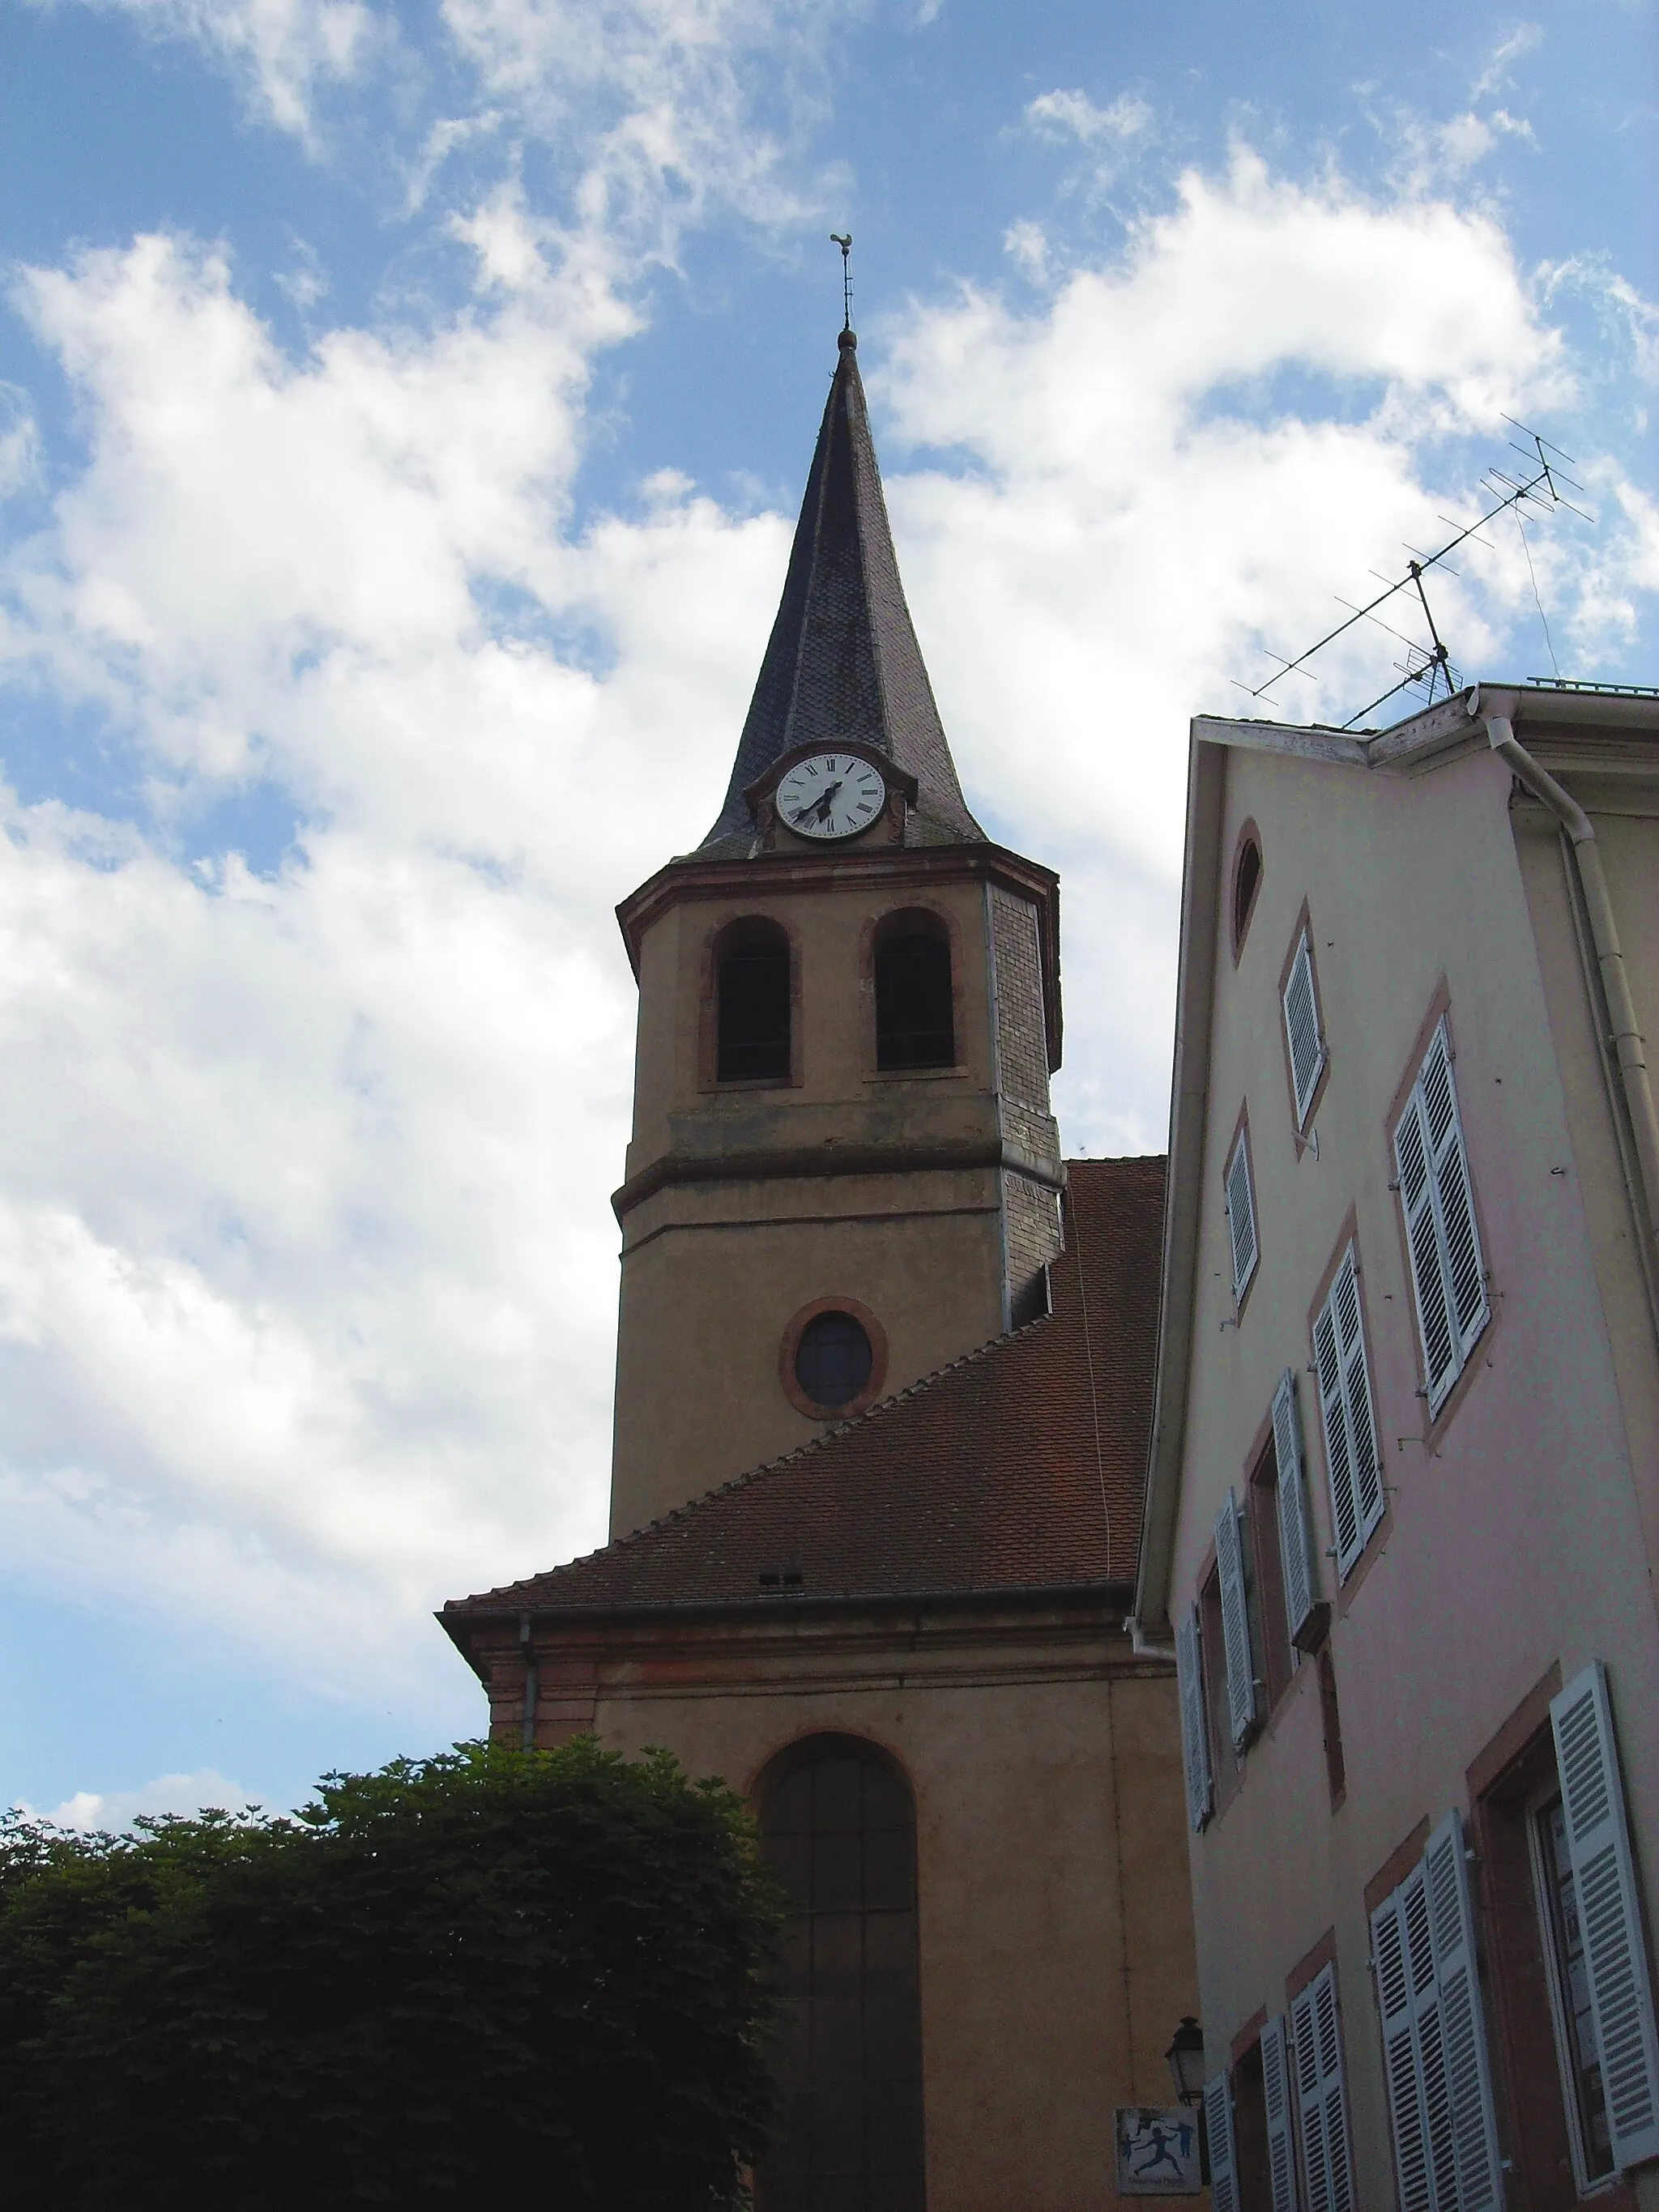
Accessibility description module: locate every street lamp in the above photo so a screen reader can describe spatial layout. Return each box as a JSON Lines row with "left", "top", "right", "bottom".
{"left": 1165, "top": 2016, "right": 1206, "bottom": 2108}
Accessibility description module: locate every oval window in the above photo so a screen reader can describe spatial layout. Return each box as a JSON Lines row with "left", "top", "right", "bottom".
{"left": 794, "top": 1311, "right": 873, "bottom": 1410}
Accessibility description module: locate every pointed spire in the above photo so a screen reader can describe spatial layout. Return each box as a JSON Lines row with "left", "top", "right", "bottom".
{"left": 702, "top": 331, "right": 984, "bottom": 850}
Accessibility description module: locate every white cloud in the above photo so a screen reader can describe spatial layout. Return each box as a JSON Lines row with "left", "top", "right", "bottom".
{"left": 20, "top": 1767, "right": 258, "bottom": 1830}
{"left": 0, "top": 386, "right": 41, "bottom": 500}
{"left": 1472, "top": 21, "right": 1542, "bottom": 101}
{"left": 876, "top": 150, "right": 1636, "bottom": 1139}
{"left": 49, "top": 0, "right": 859, "bottom": 261}
{"left": 45, "top": 0, "right": 383, "bottom": 140}
{"left": 0, "top": 215, "right": 788, "bottom": 1698}
{"left": 0, "top": 137, "right": 1650, "bottom": 1715}
{"left": 1024, "top": 87, "right": 1153, "bottom": 149}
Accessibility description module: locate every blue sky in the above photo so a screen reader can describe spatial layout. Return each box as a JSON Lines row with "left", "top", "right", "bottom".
{"left": 0, "top": 0, "right": 1653, "bottom": 1826}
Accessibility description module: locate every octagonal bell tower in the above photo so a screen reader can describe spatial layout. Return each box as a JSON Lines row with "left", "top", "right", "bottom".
{"left": 609, "top": 328, "right": 1065, "bottom": 1536}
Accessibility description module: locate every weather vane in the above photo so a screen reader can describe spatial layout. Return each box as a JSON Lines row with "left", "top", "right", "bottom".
{"left": 1239, "top": 422, "right": 1592, "bottom": 729}
{"left": 830, "top": 234, "right": 853, "bottom": 332}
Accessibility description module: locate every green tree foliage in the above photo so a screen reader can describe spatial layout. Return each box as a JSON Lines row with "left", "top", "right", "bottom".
{"left": 0, "top": 1737, "right": 778, "bottom": 2209}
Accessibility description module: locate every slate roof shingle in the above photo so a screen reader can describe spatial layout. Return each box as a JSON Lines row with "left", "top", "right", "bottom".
{"left": 443, "top": 1157, "right": 1166, "bottom": 1622}
{"left": 701, "top": 330, "right": 983, "bottom": 853}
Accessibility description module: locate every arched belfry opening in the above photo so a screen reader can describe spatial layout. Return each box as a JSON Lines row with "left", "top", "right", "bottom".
{"left": 756, "top": 1734, "right": 925, "bottom": 2212}
{"left": 874, "top": 910, "right": 954, "bottom": 1072}
{"left": 716, "top": 918, "right": 791, "bottom": 1082}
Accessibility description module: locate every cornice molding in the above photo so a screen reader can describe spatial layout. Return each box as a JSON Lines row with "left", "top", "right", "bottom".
{"left": 612, "top": 1131, "right": 1066, "bottom": 1222}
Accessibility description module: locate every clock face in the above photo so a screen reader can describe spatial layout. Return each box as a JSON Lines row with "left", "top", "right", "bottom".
{"left": 775, "top": 752, "right": 888, "bottom": 841}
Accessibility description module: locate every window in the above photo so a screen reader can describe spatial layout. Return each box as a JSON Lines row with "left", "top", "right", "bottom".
{"left": 1204, "top": 2068, "right": 1240, "bottom": 2212}
{"left": 1175, "top": 1601, "right": 1213, "bottom": 1834}
{"left": 1371, "top": 1811, "right": 1504, "bottom": 2212}
{"left": 1393, "top": 1016, "right": 1489, "bottom": 1413}
{"left": 1200, "top": 1564, "right": 1233, "bottom": 1792}
{"left": 874, "top": 912, "right": 954, "bottom": 1071}
{"left": 1214, "top": 1489, "right": 1260, "bottom": 1751}
{"left": 717, "top": 921, "right": 791, "bottom": 1081}
{"left": 1233, "top": 826, "right": 1264, "bottom": 957}
{"left": 1209, "top": 2028, "right": 1297, "bottom": 2212}
{"left": 1225, "top": 1123, "right": 1260, "bottom": 1302}
{"left": 795, "top": 1311, "right": 873, "bottom": 1411}
{"left": 1313, "top": 1244, "right": 1383, "bottom": 1579}
{"left": 1282, "top": 928, "right": 1327, "bottom": 1130}
{"left": 1532, "top": 1790, "right": 1614, "bottom": 2184}
{"left": 1470, "top": 1664, "right": 1659, "bottom": 2204}
{"left": 1247, "top": 1443, "right": 1294, "bottom": 1715}
{"left": 1290, "top": 1962, "right": 1355, "bottom": 2212}
{"left": 756, "top": 1737, "right": 924, "bottom": 2212}
{"left": 1546, "top": 1665, "right": 1659, "bottom": 2173}
{"left": 1269, "top": 1369, "right": 1322, "bottom": 1653}
{"left": 1260, "top": 2014, "right": 1298, "bottom": 2212}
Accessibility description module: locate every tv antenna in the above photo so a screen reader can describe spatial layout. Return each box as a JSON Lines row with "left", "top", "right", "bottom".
{"left": 830, "top": 233, "right": 854, "bottom": 332}
{"left": 1238, "top": 423, "right": 1592, "bottom": 729}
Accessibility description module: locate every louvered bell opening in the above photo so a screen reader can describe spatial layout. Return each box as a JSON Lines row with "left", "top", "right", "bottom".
{"left": 717, "top": 925, "right": 791, "bottom": 1081}
{"left": 875, "top": 922, "right": 953, "bottom": 1071}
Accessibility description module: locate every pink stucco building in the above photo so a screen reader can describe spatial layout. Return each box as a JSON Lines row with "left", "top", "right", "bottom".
{"left": 1134, "top": 681, "right": 1659, "bottom": 2212}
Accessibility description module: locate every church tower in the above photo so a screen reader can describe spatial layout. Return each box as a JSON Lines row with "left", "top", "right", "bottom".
{"left": 610, "top": 328, "right": 1064, "bottom": 1535}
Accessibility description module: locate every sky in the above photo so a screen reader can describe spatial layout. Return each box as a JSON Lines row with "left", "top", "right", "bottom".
{"left": 0, "top": 0, "right": 1654, "bottom": 1827}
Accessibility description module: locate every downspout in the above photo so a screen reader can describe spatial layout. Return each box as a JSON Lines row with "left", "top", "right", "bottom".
{"left": 518, "top": 1612, "right": 539, "bottom": 1753}
{"left": 1124, "top": 1617, "right": 1177, "bottom": 1664}
{"left": 1484, "top": 710, "right": 1659, "bottom": 1292}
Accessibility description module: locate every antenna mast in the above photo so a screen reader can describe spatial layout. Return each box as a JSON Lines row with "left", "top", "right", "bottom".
{"left": 1240, "top": 424, "right": 1590, "bottom": 728}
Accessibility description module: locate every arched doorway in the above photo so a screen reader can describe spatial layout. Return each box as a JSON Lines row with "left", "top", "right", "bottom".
{"left": 756, "top": 1735, "right": 925, "bottom": 2211}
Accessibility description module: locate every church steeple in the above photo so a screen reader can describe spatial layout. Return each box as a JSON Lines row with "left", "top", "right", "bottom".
{"left": 702, "top": 331, "right": 983, "bottom": 852}
{"left": 608, "top": 327, "right": 1064, "bottom": 1539}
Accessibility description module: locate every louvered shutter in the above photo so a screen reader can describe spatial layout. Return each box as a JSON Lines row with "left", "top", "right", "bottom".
{"left": 1262, "top": 2013, "right": 1299, "bottom": 2212}
{"left": 1290, "top": 1962, "right": 1354, "bottom": 2212}
{"left": 1425, "top": 1813, "right": 1503, "bottom": 2208}
{"left": 1314, "top": 1246, "right": 1382, "bottom": 1579}
{"left": 1372, "top": 1875, "right": 1433, "bottom": 2212}
{"left": 1550, "top": 1664, "right": 1659, "bottom": 2170}
{"left": 1175, "top": 1601, "right": 1213, "bottom": 1833}
{"left": 1226, "top": 1127, "right": 1259, "bottom": 1298}
{"left": 1394, "top": 1019, "right": 1489, "bottom": 1413}
{"left": 1271, "top": 1368, "right": 1317, "bottom": 1646}
{"left": 1369, "top": 1813, "right": 1503, "bottom": 2211}
{"left": 1205, "top": 2069, "right": 1239, "bottom": 2212}
{"left": 1215, "top": 1490, "right": 1258, "bottom": 1750}
{"left": 1284, "top": 930, "right": 1326, "bottom": 1128}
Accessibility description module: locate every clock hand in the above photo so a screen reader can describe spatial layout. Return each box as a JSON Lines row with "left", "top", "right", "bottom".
{"left": 787, "top": 779, "right": 842, "bottom": 828}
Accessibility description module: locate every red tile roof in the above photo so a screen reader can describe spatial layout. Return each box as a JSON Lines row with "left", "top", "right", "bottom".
{"left": 443, "top": 1157, "right": 1165, "bottom": 1620}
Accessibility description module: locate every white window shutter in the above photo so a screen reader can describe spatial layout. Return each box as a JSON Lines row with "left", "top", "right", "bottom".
{"left": 1271, "top": 1368, "right": 1318, "bottom": 1646}
{"left": 1421, "top": 1023, "right": 1489, "bottom": 1359}
{"left": 1423, "top": 1812, "right": 1503, "bottom": 2209}
{"left": 1371, "top": 1880, "right": 1433, "bottom": 2212}
{"left": 1315, "top": 1247, "right": 1382, "bottom": 1579}
{"left": 1290, "top": 1962, "right": 1354, "bottom": 2212}
{"left": 1205, "top": 2069, "right": 1239, "bottom": 2212}
{"left": 1175, "top": 1601, "right": 1213, "bottom": 1833}
{"left": 1226, "top": 1126, "right": 1259, "bottom": 1299}
{"left": 1369, "top": 1813, "right": 1503, "bottom": 2212}
{"left": 1283, "top": 930, "right": 1326, "bottom": 1128}
{"left": 1395, "top": 1020, "right": 1489, "bottom": 1413}
{"left": 1215, "top": 1489, "right": 1258, "bottom": 1750}
{"left": 1550, "top": 1663, "right": 1659, "bottom": 2171}
{"left": 1261, "top": 2013, "right": 1299, "bottom": 2212}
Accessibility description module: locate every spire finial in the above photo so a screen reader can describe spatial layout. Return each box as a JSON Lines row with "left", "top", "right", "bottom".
{"left": 830, "top": 233, "right": 853, "bottom": 335}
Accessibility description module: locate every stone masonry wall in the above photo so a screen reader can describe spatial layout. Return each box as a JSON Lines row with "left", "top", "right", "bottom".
{"left": 991, "top": 887, "right": 1063, "bottom": 1324}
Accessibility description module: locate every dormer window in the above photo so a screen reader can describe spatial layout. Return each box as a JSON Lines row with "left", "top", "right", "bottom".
{"left": 716, "top": 919, "right": 791, "bottom": 1081}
